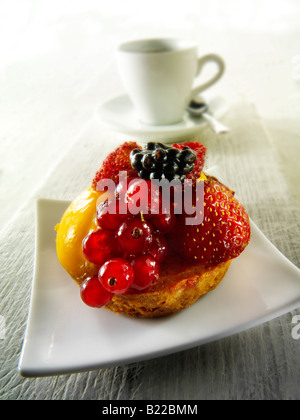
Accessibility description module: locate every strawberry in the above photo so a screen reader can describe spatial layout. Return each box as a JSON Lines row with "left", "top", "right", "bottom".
{"left": 92, "top": 141, "right": 141, "bottom": 189}
{"left": 171, "top": 177, "right": 250, "bottom": 267}
{"left": 173, "top": 142, "right": 206, "bottom": 182}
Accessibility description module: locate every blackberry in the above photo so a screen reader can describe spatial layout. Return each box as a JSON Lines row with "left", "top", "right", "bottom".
{"left": 130, "top": 142, "right": 196, "bottom": 182}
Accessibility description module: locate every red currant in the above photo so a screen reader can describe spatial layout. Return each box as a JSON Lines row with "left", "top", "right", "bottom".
{"left": 116, "top": 217, "right": 154, "bottom": 255}
{"left": 80, "top": 276, "right": 113, "bottom": 308}
{"left": 131, "top": 254, "right": 160, "bottom": 291}
{"left": 82, "top": 229, "right": 118, "bottom": 265}
{"left": 148, "top": 233, "right": 168, "bottom": 263}
{"left": 99, "top": 258, "right": 134, "bottom": 294}
{"left": 96, "top": 199, "right": 128, "bottom": 230}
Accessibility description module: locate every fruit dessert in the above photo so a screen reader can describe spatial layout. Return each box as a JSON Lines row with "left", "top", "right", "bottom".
{"left": 56, "top": 141, "right": 251, "bottom": 317}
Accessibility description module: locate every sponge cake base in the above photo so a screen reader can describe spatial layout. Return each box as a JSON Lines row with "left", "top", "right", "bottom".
{"left": 105, "top": 257, "right": 231, "bottom": 318}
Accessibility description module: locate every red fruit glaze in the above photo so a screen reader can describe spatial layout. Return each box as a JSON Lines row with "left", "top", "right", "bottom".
{"left": 99, "top": 258, "right": 135, "bottom": 294}
{"left": 148, "top": 233, "right": 168, "bottom": 263}
{"left": 80, "top": 276, "right": 113, "bottom": 308}
{"left": 151, "top": 212, "right": 176, "bottom": 233}
{"left": 96, "top": 199, "right": 128, "bottom": 230}
{"left": 116, "top": 217, "right": 154, "bottom": 255}
{"left": 131, "top": 254, "right": 160, "bottom": 291}
{"left": 82, "top": 229, "right": 118, "bottom": 265}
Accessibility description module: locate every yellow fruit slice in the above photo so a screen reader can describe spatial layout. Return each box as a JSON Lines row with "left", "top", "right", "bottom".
{"left": 55, "top": 187, "right": 106, "bottom": 283}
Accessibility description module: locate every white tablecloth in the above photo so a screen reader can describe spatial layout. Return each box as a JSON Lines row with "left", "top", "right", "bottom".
{"left": 1, "top": 0, "right": 300, "bottom": 400}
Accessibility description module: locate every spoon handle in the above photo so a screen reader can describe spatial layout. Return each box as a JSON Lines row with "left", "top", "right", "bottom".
{"left": 202, "top": 112, "right": 229, "bottom": 134}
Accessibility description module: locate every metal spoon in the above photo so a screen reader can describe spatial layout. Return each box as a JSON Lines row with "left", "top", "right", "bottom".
{"left": 187, "top": 100, "right": 229, "bottom": 134}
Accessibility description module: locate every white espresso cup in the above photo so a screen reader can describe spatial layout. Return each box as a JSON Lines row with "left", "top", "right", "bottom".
{"left": 116, "top": 38, "right": 225, "bottom": 126}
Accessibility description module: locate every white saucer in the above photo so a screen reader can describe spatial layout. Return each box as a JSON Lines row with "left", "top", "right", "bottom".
{"left": 95, "top": 94, "right": 228, "bottom": 143}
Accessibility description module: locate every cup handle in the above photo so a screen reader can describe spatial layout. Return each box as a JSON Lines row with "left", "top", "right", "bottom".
{"left": 191, "top": 54, "right": 225, "bottom": 98}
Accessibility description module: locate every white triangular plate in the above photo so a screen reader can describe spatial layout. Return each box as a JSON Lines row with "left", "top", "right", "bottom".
{"left": 18, "top": 198, "right": 300, "bottom": 377}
